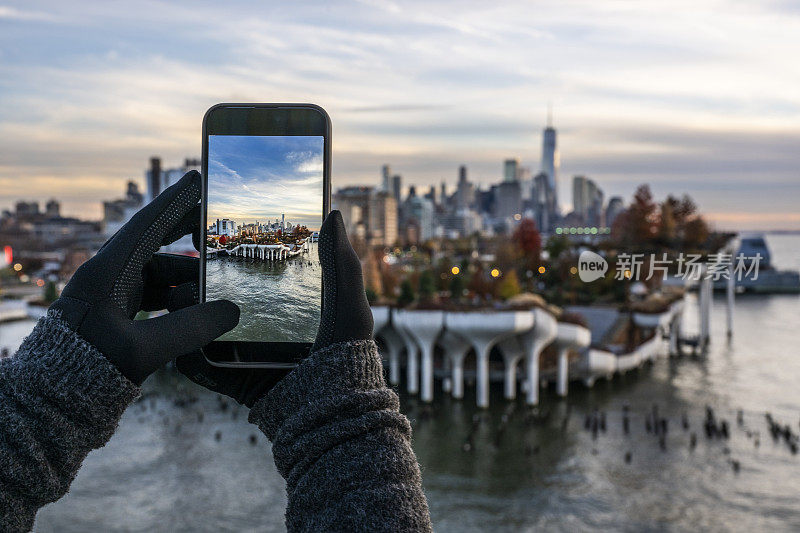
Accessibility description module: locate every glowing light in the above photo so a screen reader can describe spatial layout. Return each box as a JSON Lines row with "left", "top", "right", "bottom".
{"left": 451, "top": 266, "right": 460, "bottom": 275}
{"left": 555, "top": 228, "right": 563, "bottom": 234}
{"left": 13, "top": 263, "right": 22, "bottom": 272}
{"left": 36, "top": 279, "right": 45, "bottom": 287}
{"left": 570, "top": 266, "right": 578, "bottom": 275}
{"left": 624, "top": 269, "right": 632, "bottom": 279}
{"left": 490, "top": 268, "right": 501, "bottom": 278}
{"left": 19, "top": 274, "right": 29, "bottom": 283}
{"left": 513, "top": 213, "right": 521, "bottom": 221}
{"left": 538, "top": 266, "right": 546, "bottom": 274}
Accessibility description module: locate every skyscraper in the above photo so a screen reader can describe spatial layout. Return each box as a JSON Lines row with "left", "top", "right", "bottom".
{"left": 503, "top": 158, "right": 519, "bottom": 183}
{"left": 455, "top": 165, "right": 474, "bottom": 209}
{"left": 391, "top": 175, "right": 402, "bottom": 204}
{"left": 606, "top": 196, "right": 625, "bottom": 227}
{"left": 540, "top": 114, "right": 558, "bottom": 210}
{"left": 381, "top": 164, "right": 391, "bottom": 193}
{"left": 572, "top": 175, "right": 604, "bottom": 227}
{"left": 147, "top": 157, "right": 162, "bottom": 201}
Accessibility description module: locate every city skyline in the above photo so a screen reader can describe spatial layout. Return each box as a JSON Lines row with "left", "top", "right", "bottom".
{"left": 2, "top": 1, "right": 800, "bottom": 230}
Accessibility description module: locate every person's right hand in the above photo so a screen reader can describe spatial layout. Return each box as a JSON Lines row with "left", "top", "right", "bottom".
{"left": 176, "top": 210, "right": 373, "bottom": 407}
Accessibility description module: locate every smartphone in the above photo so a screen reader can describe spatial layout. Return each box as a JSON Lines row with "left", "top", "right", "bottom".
{"left": 200, "top": 104, "right": 331, "bottom": 367}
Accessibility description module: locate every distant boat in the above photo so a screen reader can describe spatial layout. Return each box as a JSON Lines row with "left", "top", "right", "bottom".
{"left": 715, "top": 233, "right": 800, "bottom": 294}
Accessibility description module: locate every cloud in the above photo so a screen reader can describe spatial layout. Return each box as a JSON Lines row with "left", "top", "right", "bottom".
{"left": 1, "top": 0, "right": 800, "bottom": 230}
{"left": 0, "top": 5, "right": 58, "bottom": 21}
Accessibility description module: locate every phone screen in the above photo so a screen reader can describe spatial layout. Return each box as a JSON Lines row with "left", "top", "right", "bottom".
{"left": 204, "top": 134, "right": 323, "bottom": 343}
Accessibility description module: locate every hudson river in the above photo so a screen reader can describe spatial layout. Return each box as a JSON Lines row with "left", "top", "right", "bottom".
{"left": 205, "top": 242, "right": 320, "bottom": 343}
{"left": 4, "top": 235, "right": 798, "bottom": 532}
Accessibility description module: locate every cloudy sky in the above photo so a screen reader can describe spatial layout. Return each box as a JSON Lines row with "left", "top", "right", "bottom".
{"left": 1, "top": 0, "right": 799, "bottom": 230}
{"left": 208, "top": 135, "right": 323, "bottom": 229}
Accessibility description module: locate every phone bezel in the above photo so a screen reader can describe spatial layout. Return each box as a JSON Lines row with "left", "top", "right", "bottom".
{"left": 200, "top": 103, "right": 331, "bottom": 368}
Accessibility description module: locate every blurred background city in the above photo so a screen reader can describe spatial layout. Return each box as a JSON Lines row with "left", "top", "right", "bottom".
{"left": 1, "top": 1, "right": 800, "bottom": 531}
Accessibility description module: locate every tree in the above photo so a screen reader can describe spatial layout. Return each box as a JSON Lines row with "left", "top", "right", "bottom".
{"left": 365, "top": 287, "right": 378, "bottom": 304}
{"left": 496, "top": 270, "right": 521, "bottom": 300}
{"left": 658, "top": 199, "right": 677, "bottom": 245}
{"left": 545, "top": 234, "right": 569, "bottom": 262}
{"left": 467, "top": 267, "right": 493, "bottom": 299}
{"left": 43, "top": 281, "right": 58, "bottom": 304}
{"left": 683, "top": 217, "right": 709, "bottom": 248}
{"left": 418, "top": 270, "right": 436, "bottom": 302}
{"left": 381, "top": 268, "right": 399, "bottom": 299}
{"left": 397, "top": 279, "right": 416, "bottom": 307}
{"left": 449, "top": 273, "right": 465, "bottom": 301}
{"left": 362, "top": 250, "right": 383, "bottom": 297}
{"left": 512, "top": 218, "right": 542, "bottom": 269}
{"left": 629, "top": 184, "right": 658, "bottom": 244}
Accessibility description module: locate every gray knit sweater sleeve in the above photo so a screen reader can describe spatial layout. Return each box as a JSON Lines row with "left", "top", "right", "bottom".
{"left": 248, "top": 340, "right": 432, "bottom": 532}
{"left": 0, "top": 312, "right": 140, "bottom": 532}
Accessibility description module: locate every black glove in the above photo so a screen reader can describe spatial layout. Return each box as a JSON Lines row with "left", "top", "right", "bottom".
{"left": 176, "top": 210, "right": 373, "bottom": 407}
{"left": 50, "top": 170, "right": 239, "bottom": 385}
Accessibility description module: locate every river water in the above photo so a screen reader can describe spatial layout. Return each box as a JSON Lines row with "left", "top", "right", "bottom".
{"left": 205, "top": 242, "right": 320, "bottom": 343}
{"left": 3, "top": 235, "right": 798, "bottom": 532}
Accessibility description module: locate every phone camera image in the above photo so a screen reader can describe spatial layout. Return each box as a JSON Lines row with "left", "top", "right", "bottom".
{"left": 205, "top": 135, "right": 323, "bottom": 343}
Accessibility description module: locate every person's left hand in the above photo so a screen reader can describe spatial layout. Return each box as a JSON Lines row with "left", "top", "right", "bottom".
{"left": 49, "top": 170, "right": 239, "bottom": 385}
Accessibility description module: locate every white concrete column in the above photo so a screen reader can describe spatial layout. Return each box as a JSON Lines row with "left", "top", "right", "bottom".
{"left": 389, "top": 349, "right": 401, "bottom": 385}
{"left": 521, "top": 308, "right": 558, "bottom": 406}
{"left": 375, "top": 324, "right": 404, "bottom": 386}
{"left": 669, "top": 315, "right": 679, "bottom": 355}
{"left": 407, "top": 346, "right": 419, "bottom": 394}
{"left": 476, "top": 347, "right": 490, "bottom": 407}
{"left": 503, "top": 357, "right": 520, "bottom": 399}
{"left": 556, "top": 347, "right": 569, "bottom": 397}
{"left": 498, "top": 336, "right": 524, "bottom": 400}
{"left": 394, "top": 310, "right": 444, "bottom": 403}
{"left": 553, "top": 321, "right": 590, "bottom": 398}
{"left": 438, "top": 330, "right": 471, "bottom": 400}
{"left": 451, "top": 354, "right": 465, "bottom": 399}
{"left": 525, "top": 354, "right": 541, "bottom": 404}
{"left": 442, "top": 357, "right": 452, "bottom": 393}
{"left": 419, "top": 346, "right": 434, "bottom": 402}
{"left": 446, "top": 311, "right": 534, "bottom": 409}
{"left": 726, "top": 260, "right": 735, "bottom": 339}
{"left": 699, "top": 270, "right": 711, "bottom": 347}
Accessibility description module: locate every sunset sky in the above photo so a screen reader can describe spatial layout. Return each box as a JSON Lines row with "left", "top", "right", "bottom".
{"left": 1, "top": 1, "right": 799, "bottom": 230}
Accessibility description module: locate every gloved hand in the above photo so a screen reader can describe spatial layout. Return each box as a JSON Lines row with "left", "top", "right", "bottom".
{"left": 49, "top": 170, "right": 239, "bottom": 385}
{"left": 176, "top": 210, "right": 373, "bottom": 407}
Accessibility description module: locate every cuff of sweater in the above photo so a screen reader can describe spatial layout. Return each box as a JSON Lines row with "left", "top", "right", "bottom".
{"left": 5, "top": 311, "right": 140, "bottom": 441}
{"left": 249, "top": 340, "right": 384, "bottom": 440}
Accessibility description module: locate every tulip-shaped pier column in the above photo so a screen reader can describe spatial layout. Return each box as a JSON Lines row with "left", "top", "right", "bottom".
{"left": 446, "top": 311, "right": 534, "bottom": 408}
{"left": 521, "top": 308, "right": 558, "bottom": 406}
{"left": 668, "top": 300, "right": 684, "bottom": 356}
{"left": 438, "top": 330, "right": 473, "bottom": 400}
{"left": 393, "top": 311, "right": 421, "bottom": 395}
{"left": 394, "top": 310, "right": 444, "bottom": 402}
{"left": 375, "top": 325, "right": 405, "bottom": 385}
{"left": 497, "top": 336, "right": 526, "bottom": 400}
{"left": 553, "top": 322, "right": 591, "bottom": 398}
